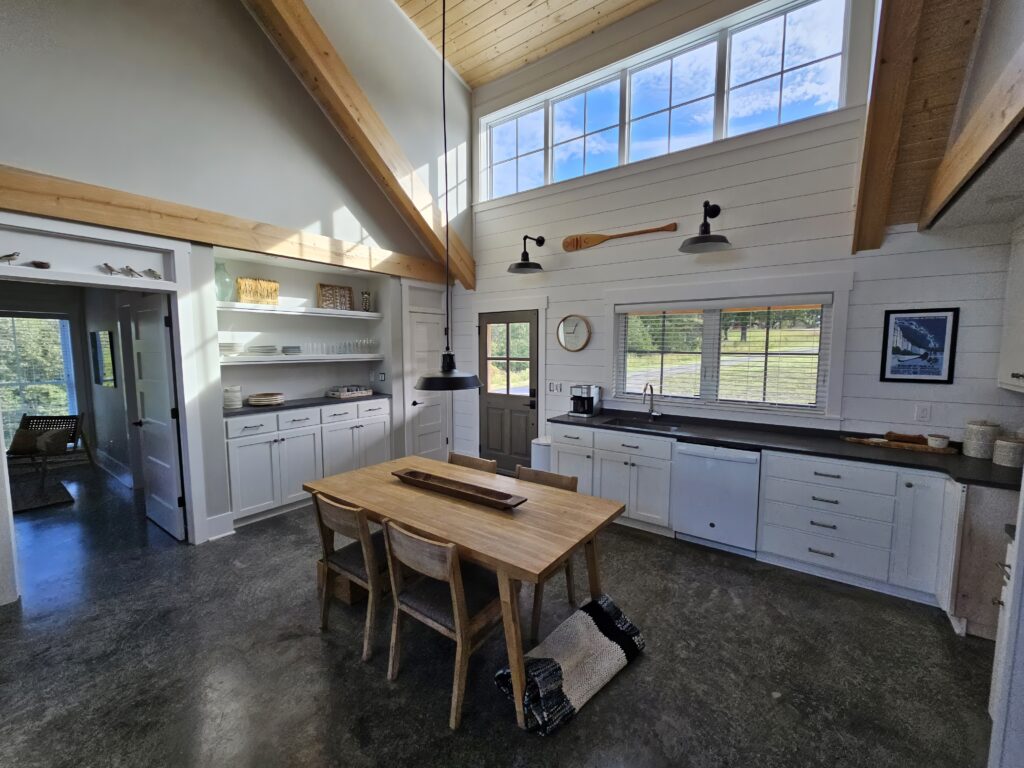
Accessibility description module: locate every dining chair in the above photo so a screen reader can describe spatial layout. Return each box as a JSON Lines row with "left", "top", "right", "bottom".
{"left": 312, "top": 493, "right": 388, "bottom": 662}
{"left": 513, "top": 465, "right": 579, "bottom": 644}
{"left": 382, "top": 520, "right": 504, "bottom": 730}
{"left": 447, "top": 452, "right": 498, "bottom": 473}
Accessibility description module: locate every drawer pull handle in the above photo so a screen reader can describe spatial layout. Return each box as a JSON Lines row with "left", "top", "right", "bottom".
{"left": 328, "top": 413, "right": 347, "bottom": 417}
{"left": 563, "top": 435, "right": 580, "bottom": 440}
{"left": 242, "top": 424, "right": 264, "bottom": 430}
{"left": 811, "top": 496, "right": 839, "bottom": 505}
{"left": 809, "top": 520, "right": 838, "bottom": 530}
{"left": 621, "top": 444, "right": 639, "bottom": 449}
{"left": 813, "top": 471, "right": 841, "bottom": 479}
{"left": 365, "top": 407, "right": 382, "bottom": 412}
{"left": 290, "top": 417, "right": 310, "bottom": 422}
{"left": 808, "top": 547, "right": 835, "bottom": 558}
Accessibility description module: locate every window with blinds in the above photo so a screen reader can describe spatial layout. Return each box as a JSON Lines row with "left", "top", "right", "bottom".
{"left": 615, "top": 298, "right": 831, "bottom": 412}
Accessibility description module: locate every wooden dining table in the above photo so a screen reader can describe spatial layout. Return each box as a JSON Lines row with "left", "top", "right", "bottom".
{"left": 303, "top": 455, "right": 626, "bottom": 729}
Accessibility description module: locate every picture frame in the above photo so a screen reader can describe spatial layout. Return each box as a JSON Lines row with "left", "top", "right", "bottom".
{"left": 90, "top": 330, "right": 117, "bottom": 388}
{"left": 879, "top": 308, "right": 959, "bottom": 384}
{"left": 317, "top": 283, "right": 354, "bottom": 311}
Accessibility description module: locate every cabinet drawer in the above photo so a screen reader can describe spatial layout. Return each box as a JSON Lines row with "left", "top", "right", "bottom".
{"left": 763, "top": 451, "right": 897, "bottom": 496}
{"left": 760, "top": 524, "right": 891, "bottom": 581}
{"left": 277, "top": 407, "right": 322, "bottom": 431}
{"left": 761, "top": 500, "right": 893, "bottom": 549}
{"left": 763, "top": 476, "right": 895, "bottom": 523}
{"left": 595, "top": 430, "right": 673, "bottom": 460}
{"left": 225, "top": 414, "right": 276, "bottom": 439}
{"left": 321, "top": 403, "right": 357, "bottom": 423}
{"left": 357, "top": 400, "right": 389, "bottom": 419}
{"left": 550, "top": 424, "right": 593, "bottom": 447}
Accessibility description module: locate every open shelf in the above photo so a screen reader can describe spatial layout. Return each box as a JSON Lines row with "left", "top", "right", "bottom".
{"left": 216, "top": 301, "right": 382, "bottom": 321}
{"left": 220, "top": 354, "right": 384, "bottom": 366}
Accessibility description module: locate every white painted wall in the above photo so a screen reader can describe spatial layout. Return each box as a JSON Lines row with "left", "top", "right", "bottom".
{"left": 451, "top": 107, "right": 1024, "bottom": 452}
{"left": 0, "top": 0, "right": 443, "bottom": 258}
{"left": 82, "top": 289, "right": 132, "bottom": 486}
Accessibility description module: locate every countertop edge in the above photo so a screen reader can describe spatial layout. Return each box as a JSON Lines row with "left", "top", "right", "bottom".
{"left": 225, "top": 394, "right": 391, "bottom": 418}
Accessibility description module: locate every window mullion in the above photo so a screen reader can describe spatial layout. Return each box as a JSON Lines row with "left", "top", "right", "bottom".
{"left": 700, "top": 309, "right": 721, "bottom": 402}
{"left": 713, "top": 29, "right": 728, "bottom": 141}
{"left": 618, "top": 71, "right": 628, "bottom": 168}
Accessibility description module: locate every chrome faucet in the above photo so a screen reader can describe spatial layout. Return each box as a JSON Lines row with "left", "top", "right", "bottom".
{"left": 642, "top": 383, "right": 661, "bottom": 420}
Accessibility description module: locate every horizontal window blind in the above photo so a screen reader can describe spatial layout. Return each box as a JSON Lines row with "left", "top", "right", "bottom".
{"left": 613, "top": 299, "right": 831, "bottom": 413}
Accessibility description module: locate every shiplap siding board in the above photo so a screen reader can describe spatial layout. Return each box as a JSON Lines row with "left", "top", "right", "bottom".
{"left": 452, "top": 109, "right": 1024, "bottom": 453}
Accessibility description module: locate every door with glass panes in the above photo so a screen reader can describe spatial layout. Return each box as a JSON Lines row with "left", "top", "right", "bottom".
{"left": 479, "top": 310, "right": 538, "bottom": 474}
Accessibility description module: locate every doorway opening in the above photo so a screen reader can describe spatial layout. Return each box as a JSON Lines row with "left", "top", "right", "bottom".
{"left": 2, "top": 282, "right": 187, "bottom": 603}
{"left": 478, "top": 309, "right": 539, "bottom": 474}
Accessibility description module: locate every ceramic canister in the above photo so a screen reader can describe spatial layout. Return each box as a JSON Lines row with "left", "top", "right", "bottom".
{"left": 963, "top": 420, "right": 1001, "bottom": 459}
{"left": 993, "top": 438, "right": 1024, "bottom": 468}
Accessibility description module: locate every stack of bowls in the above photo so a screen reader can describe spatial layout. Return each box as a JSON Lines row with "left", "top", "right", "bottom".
{"left": 223, "top": 385, "right": 242, "bottom": 410}
{"left": 993, "top": 437, "right": 1024, "bottom": 468}
{"left": 963, "top": 420, "right": 1001, "bottom": 459}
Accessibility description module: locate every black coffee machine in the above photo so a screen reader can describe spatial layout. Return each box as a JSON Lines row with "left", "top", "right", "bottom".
{"left": 569, "top": 384, "right": 602, "bottom": 418}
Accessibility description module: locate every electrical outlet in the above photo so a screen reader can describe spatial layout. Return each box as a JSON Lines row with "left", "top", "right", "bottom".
{"left": 914, "top": 403, "right": 931, "bottom": 423}
{"left": 377, "top": 372, "right": 386, "bottom": 382}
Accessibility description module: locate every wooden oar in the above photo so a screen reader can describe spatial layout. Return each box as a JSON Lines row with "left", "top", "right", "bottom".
{"left": 562, "top": 223, "right": 677, "bottom": 252}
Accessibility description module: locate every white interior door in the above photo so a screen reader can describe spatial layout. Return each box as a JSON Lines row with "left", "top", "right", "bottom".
{"left": 126, "top": 293, "right": 185, "bottom": 540}
{"left": 407, "top": 312, "right": 450, "bottom": 460}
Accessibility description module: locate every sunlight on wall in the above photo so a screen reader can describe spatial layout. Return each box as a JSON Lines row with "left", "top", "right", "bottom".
{"left": 437, "top": 143, "right": 468, "bottom": 222}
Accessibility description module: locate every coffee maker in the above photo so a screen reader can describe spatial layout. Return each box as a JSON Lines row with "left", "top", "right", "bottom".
{"left": 569, "top": 384, "right": 602, "bottom": 418}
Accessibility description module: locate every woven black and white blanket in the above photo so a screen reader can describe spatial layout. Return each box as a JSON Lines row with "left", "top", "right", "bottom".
{"left": 494, "top": 594, "right": 644, "bottom": 735}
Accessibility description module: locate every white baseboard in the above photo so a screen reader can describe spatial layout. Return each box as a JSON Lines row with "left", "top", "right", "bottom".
{"left": 756, "top": 552, "right": 939, "bottom": 607}
{"left": 613, "top": 516, "right": 674, "bottom": 538}
{"left": 94, "top": 450, "right": 133, "bottom": 488}
{"left": 674, "top": 531, "right": 756, "bottom": 559}
{"left": 203, "top": 511, "right": 236, "bottom": 542}
{"left": 232, "top": 499, "right": 312, "bottom": 528}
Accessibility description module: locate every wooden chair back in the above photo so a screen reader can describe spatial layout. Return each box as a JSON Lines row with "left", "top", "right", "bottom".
{"left": 383, "top": 521, "right": 455, "bottom": 582}
{"left": 448, "top": 452, "right": 498, "bottom": 473}
{"left": 514, "top": 465, "right": 578, "bottom": 492}
{"left": 312, "top": 493, "right": 378, "bottom": 581}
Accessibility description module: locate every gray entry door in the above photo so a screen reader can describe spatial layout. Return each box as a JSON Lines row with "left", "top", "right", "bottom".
{"left": 479, "top": 310, "right": 538, "bottom": 474}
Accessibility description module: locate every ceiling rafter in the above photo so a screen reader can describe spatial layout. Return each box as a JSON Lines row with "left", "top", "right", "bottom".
{"left": 244, "top": 0, "right": 476, "bottom": 289}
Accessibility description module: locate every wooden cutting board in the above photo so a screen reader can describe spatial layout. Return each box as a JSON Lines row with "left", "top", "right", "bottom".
{"left": 842, "top": 436, "right": 958, "bottom": 454}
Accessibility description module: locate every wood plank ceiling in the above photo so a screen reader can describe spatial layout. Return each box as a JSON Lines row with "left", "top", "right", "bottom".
{"left": 397, "top": 0, "right": 662, "bottom": 87}
{"left": 852, "top": 0, "right": 984, "bottom": 250}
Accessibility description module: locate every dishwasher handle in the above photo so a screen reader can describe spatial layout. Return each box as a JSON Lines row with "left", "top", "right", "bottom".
{"left": 674, "top": 443, "right": 760, "bottom": 464}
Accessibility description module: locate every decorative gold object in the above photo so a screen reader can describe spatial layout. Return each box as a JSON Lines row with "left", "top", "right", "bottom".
{"left": 237, "top": 277, "right": 279, "bottom": 305}
{"left": 317, "top": 283, "right": 353, "bottom": 311}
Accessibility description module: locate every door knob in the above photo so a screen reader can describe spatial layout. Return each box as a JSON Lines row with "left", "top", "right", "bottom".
{"left": 411, "top": 400, "right": 422, "bottom": 406}
{"left": 131, "top": 420, "right": 144, "bottom": 427}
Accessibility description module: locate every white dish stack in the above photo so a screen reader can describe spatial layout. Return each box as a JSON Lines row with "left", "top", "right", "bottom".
{"left": 247, "top": 392, "right": 285, "bottom": 406}
{"left": 219, "top": 342, "right": 243, "bottom": 358}
{"left": 223, "top": 385, "right": 242, "bottom": 410}
{"left": 963, "top": 420, "right": 1001, "bottom": 459}
{"left": 245, "top": 345, "right": 279, "bottom": 356}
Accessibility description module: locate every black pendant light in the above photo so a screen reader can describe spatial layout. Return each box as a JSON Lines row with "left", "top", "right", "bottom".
{"left": 415, "top": 0, "right": 480, "bottom": 392}
{"left": 679, "top": 200, "right": 731, "bottom": 253}
{"left": 508, "top": 234, "right": 545, "bottom": 274}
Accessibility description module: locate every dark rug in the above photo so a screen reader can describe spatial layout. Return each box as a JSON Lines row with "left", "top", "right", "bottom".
{"left": 11, "top": 478, "right": 74, "bottom": 512}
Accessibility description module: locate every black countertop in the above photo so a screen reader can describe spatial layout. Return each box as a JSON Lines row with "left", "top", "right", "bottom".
{"left": 225, "top": 394, "right": 390, "bottom": 418}
{"left": 548, "top": 410, "right": 1023, "bottom": 491}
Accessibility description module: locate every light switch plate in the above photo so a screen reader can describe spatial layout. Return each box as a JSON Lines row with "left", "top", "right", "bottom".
{"left": 914, "top": 403, "right": 931, "bottom": 422}
{"left": 377, "top": 372, "right": 386, "bottom": 382}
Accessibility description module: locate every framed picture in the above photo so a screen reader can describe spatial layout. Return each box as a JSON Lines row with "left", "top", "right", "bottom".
{"left": 880, "top": 308, "right": 959, "bottom": 384}
{"left": 90, "top": 330, "right": 117, "bottom": 388}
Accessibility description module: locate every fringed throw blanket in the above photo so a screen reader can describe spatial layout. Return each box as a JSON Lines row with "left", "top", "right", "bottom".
{"left": 495, "top": 594, "right": 645, "bottom": 735}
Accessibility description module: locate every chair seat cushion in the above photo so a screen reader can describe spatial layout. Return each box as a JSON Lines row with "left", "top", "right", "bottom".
{"left": 327, "top": 529, "right": 387, "bottom": 582}
{"left": 399, "top": 562, "right": 499, "bottom": 631}
{"left": 8, "top": 428, "right": 71, "bottom": 456}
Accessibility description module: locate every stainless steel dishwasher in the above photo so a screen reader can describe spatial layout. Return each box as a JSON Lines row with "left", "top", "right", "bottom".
{"left": 670, "top": 443, "right": 761, "bottom": 554}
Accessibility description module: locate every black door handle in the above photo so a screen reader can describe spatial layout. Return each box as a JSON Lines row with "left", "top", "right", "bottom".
{"left": 411, "top": 400, "right": 422, "bottom": 406}
{"left": 132, "top": 420, "right": 144, "bottom": 427}
{"left": 525, "top": 400, "right": 536, "bottom": 409}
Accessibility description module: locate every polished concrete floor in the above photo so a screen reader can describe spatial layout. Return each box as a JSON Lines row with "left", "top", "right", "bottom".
{"left": 0, "top": 464, "right": 995, "bottom": 767}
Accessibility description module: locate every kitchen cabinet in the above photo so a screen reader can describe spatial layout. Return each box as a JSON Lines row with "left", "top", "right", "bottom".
{"left": 322, "top": 421, "right": 360, "bottom": 476}
{"left": 227, "top": 433, "right": 282, "bottom": 518}
{"left": 594, "top": 449, "right": 670, "bottom": 526}
{"left": 551, "top": 443, "right": 593, "bottom": 495}
{"left": 278, "top": 426, "right": 323, "bottom": 506}
{"left": 594, "top": 450, "right": 631, "bottom": 507}
{"left": 359, "top": 416, "right": 391, "bottom": 467}
{"left": 998, "top": 237, "right": 1024, "bottom": 392}
{"left": 889, "top": 473, "right": 946, "bottom": 594}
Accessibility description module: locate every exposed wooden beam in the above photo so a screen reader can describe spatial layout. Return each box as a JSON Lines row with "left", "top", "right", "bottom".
{"left": 0, "top": 164, "right": 445, "bottom": 283}
{"left": 242, "top": 0, "right": 476, "bottom": 289}
{"left": 851, "top": 0, "right": 925, "bottom": 253}
{"left": 919, "top": 36, "right": 1024, "bottom": 228}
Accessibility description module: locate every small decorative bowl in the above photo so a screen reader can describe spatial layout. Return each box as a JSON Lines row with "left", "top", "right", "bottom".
{"left": 926, "top": 434, "right": 950, "bottom": 449}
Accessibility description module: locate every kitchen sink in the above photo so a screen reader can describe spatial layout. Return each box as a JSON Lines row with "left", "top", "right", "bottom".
{"left": 602, "top": 417, "right": 686, "bottom": 433}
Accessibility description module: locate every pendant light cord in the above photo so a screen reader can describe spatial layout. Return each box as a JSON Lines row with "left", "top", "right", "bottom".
{"left": 441, "top": 0, "right": 452, "bottom": 354}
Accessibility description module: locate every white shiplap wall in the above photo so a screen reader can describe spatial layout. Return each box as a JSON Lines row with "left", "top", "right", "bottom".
{"left": 451, "top": 107, "right": 1024, "bottom": 451}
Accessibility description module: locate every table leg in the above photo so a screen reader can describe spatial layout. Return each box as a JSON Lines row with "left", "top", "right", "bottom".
{"left": 584, "top": 538, "right": 602, "bottom": 599}
{"left": 498, "top": 570, "right": 527, "bottom": 729}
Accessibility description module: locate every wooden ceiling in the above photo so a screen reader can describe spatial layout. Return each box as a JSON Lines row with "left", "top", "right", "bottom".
{"left": 397, "top": 0, "right": 662, "bottom": 88}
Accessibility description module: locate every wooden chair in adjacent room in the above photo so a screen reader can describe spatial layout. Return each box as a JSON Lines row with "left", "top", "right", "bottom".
{"left": 312, "top": 492, "right": 388, "bottom": 662}
{"left": 514, "top": 465, "right": 579, "bottom": 644}
{"left": 447, "top": 452, "right": 498, "bottom": 473}
{"left": 382, "top": 520, "right": 503, "bottom": 730}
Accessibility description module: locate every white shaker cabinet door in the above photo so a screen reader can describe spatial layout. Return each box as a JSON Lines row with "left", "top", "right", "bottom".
{"left": 629, "top": 455, "right": 672, "bottom": 527}
{"left": 889, "top": 473, "right": 946, "bottom": 594}
{"left": 322, "top": 422, "right": 360, "bottom": 477}
{"left": 594, "top": 450, "right": 632, "bottom": 512}
{"left": 278, "top": 426, "right": 323, "bottom": 505}
{"left": 227, "top": 433, "right": 280, "bottom": 518}
{"left": 358, "top": 417, "right": 392, "bottom": 468}
{"left": 551, "top": 444, "right": 594, "bottom": 496}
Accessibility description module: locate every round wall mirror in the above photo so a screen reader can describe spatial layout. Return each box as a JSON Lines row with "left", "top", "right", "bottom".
{"left": 556, "top": 314, "right": 591, "bottom": 352}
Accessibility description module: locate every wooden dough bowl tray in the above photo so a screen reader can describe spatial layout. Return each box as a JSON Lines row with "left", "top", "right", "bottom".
{"left": 391, "top": 468, "right": 527, "bottom": 511}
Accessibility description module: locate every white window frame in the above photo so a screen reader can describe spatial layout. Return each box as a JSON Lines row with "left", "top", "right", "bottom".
{"left": 550, "top": 75, "right": 625, "bottom": 183}
{"left": 478, "top": 0, "right": 854, "bottom": 203}
{"left": 603, "top": 272, "right": 853, "bottom": 429}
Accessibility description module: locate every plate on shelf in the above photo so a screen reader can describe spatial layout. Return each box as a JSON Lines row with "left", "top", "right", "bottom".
{"left": 247, "top": 392, "right": 285, "bottom": 406}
